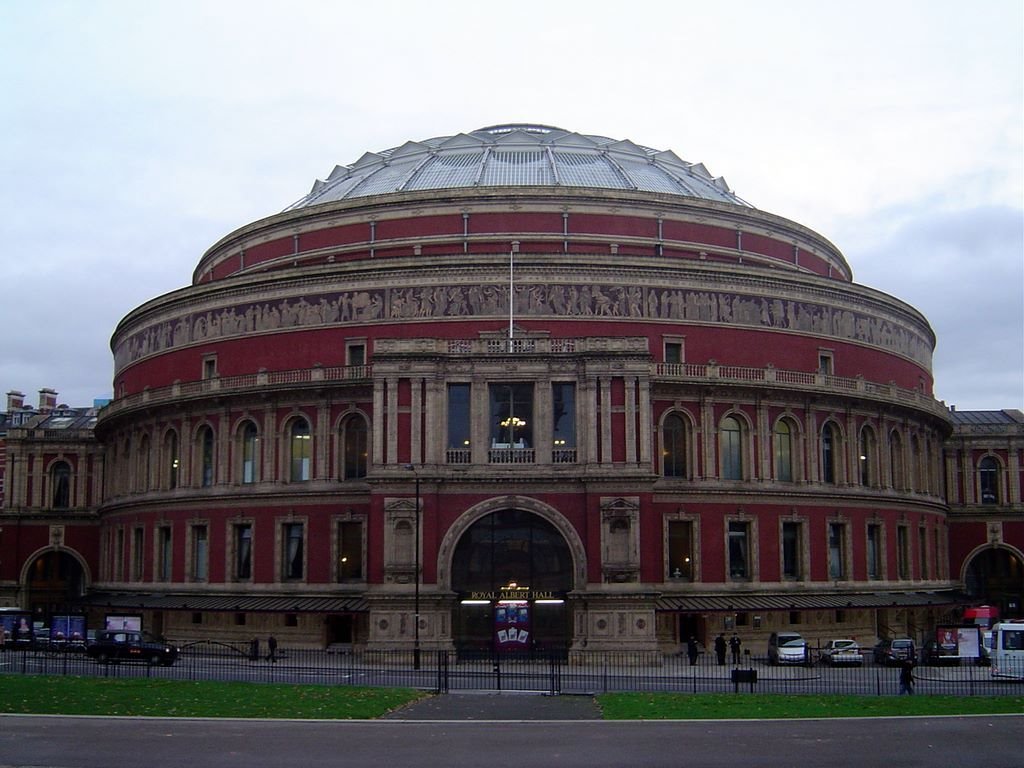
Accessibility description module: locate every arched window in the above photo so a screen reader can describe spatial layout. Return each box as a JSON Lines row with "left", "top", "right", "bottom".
{"left": 165, "top": 430, "right": 179, "bottom": 489}
{"left": 662, "top": 413, "right": 687, "bottom": 478}
{"left": 341, "top": 415, "right": 368, "bottom": 479}
{"left": 289, "top": 418, "right": 311, "bottom": 482}
{"left": 979, "top": 456, "right": 1000, "bottom": 504}
{"left": 859, "top": 426, "right": 876, "bottom": 487}
{"left": 773, "top": 419, "right": 794, "bottom": 482}
{"left": 51, "top": 461, "right": 71, "bottom": 508}
{"left": 889, "top": 430, "right": 904, "bottom": 490}
{"left": 821, "top": 422, "right": 837, "bottom": 484}
{"left": 198, "top": 425, "right": 215, "bottom": 487}
{"left": 239, "top": 421, "right": 259, "bottom": 484}
{"left": 720, "top": 415, "right": 743, "bottom": 481}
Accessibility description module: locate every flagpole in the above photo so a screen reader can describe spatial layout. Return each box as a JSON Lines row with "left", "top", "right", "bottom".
{"left": 509, "top": 241, "right": 518, "bottom": 351}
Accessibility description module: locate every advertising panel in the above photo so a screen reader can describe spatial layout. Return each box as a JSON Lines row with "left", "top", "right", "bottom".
{"left": 0, "top": 611, "right": 35, "bottom": 648}
{"left": 49, "top": 615, "right": 87, "bottom": 648}
{"left": 494, "top": 600, "right": 530, "bottom": 650}
{"left": 104, "top": 614, "right": 143, "bottom": 631}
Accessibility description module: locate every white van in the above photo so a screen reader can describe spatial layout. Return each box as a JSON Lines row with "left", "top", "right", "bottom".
{"left": 989, "top": 620, "right": 1024, "bottom": 680}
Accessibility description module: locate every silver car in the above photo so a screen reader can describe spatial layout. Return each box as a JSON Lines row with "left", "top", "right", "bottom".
{"left": 768, "top": 632, "right": 809, "bottom": 665}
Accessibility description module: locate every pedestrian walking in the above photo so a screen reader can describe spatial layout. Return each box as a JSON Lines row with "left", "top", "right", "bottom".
{"left": 714, "top": 633, "right": 727, "bottom": 666}
{"left": 267, "top": 634, "right": 278, "bottom": 663}
{"left": 687, "top": 636, "right": 699, "bottom": 666}
{"left": 729, "top": 633, "right": 742, "bottom": 665}
{"left": 898, "top": 657, "right": 915, "bottom": 694}
{"left": 249, "top": 637, "right": 260, "bottom": 661}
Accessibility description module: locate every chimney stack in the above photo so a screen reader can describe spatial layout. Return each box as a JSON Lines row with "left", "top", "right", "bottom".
{"left": 6, "top": 390, "right": 25, "bottom": 411}
{"left": 38, "top": 388, "right": 58, "bottom": 413}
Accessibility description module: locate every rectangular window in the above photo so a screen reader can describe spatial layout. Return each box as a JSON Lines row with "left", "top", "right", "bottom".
{"left": 818, "top": 351, "right": 834, "bottom": 375}
{"left": 235, "top": 524, "right": 252, "bottom": 580}
{"left": 552, "top": 382, "right": 576, "bottom": 462}
{"left": 347, "top": 343, "right": 366, "bottom": 367}
{"left": 283, "top": 522, "right": 304, "bottom": 580}
{"left": 828, "top": 523, "right": 845, "bottom": 580}
{"left": 918, "top": 527, "right": 928, "bottom": 579}
{"left": 191, "top": 612, "right": 203, "bottom": 625}
{"left": 192, "top": 524, "right": 208, "bottom": 582}
{"left": 664, "top": 340, "right": 684, "bottom": 364}
{"left": 789, "top": 611, "right": 801, "bottom": 625}
{"left": 897, "top": 526, "right": 910, "bottom": 580}
{"left": 337, "top": 520, "right": 364, "bottom": 582}
{"left": 132, "top": 527, "right": 144, "bottom": 581}
{"left": 202, "top": 355, "right": 217, "bottom": 379}
{"left": 867, "top": 523, "right": 882, "bottom": 580}
{"left": 157, "top": 526, "right": 172, "bottom": 582}
{"left": 234, "top": 613, "right": 246, "bottom": 626}
{"left": 782, "top": 522, "right": 802, "bottom": 580}
{"left": 447, "top": 383, "right": 471, "bottom": 451}
{"left": 489, "top": 383, "right": 534, "bottom": 449}
{"left": 728, "top": 521, "right": 750, "bottom": 580}
{"left": 667, "top": 520, "right": 694, "bottom": 580}
{"left": 114, "top": 528, "right": 125, "bottom": 581}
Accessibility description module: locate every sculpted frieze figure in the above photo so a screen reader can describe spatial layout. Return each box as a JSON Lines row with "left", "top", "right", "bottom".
{"left": 115, "top": 278, "right": 932, "bottom": 370}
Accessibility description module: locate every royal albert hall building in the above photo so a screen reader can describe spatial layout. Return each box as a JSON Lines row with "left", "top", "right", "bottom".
{"left": 86, "top": 123, "right": 965, "bottom": 657}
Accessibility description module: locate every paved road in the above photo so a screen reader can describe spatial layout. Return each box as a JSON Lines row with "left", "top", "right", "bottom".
{"left": 1, "top": 704, "right": 1021, "bottom": 768}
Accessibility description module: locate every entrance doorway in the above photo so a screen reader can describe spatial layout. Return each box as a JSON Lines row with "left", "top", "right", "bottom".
{"left": 25, "top": 551, "right": 85, "bottom": 616}
{"left": 450, "top": 508, "right": 574, "bottom": 657}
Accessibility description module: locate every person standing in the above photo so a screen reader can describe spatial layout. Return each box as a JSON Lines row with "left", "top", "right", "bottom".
{"left": 267, "top": 635, "right": 278, "bottom": 663}
{"left": 687, "top": 636, "right": 699, "bottom": 666}
{"left": 714, "top": 634, "right": 727, "bottom": 666}
{"left": 729, "top": 633, "right": 742, "bottom": 665}
{"left": 898, "top": 657, "right": 915, "bottom": 694}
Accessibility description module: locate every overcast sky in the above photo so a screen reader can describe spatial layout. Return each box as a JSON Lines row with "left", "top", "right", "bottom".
{"left": 1, "top": 0, "right": 1021, "bottom": 411}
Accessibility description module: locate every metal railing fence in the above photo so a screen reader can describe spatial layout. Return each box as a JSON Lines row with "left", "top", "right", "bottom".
{"left": 1, "top": 644, "right": 1018, "bottom": 698}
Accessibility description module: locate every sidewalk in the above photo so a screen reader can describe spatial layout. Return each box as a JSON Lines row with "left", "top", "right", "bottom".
{"left": 383, "top": 691, "right": 602, "bottom": 720}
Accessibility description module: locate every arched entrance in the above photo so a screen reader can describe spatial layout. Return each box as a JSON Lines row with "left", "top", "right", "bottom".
{"left": 450, "top": 508, "right": 575, "bottom": 658}
{"left": 24, "top": 550, "right": 87, "bottom": 617}
{"left": 964, "top": 546, "right": 1024, "bottom": 617}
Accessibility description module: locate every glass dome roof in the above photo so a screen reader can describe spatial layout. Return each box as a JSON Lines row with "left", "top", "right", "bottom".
{"left": 284, "top": 124, "right": 751, "bottom": 210}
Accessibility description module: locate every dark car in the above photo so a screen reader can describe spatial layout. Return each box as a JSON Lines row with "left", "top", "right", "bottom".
{"left": 86, "top": 630, "right": 179, "bottom": 666}
{"left": 872, "top": 637, "right": 916, "bottom": 666}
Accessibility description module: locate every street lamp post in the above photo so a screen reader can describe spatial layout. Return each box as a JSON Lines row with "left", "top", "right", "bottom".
{"left": 404, "top": 464, "right": 421, "bottom": 670}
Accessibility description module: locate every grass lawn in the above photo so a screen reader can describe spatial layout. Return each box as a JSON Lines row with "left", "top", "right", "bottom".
{"left": 597, "top": 692, "right": 1024, "bottom": 720}
{"left": 0, "top": 676, "right": 427, "bottom": 719}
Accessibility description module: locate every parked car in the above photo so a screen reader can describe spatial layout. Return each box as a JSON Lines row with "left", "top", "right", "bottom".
{"left": 872, "top": 637, "right": 916, "bottom": 666}
{"left": 86, "top": 630, "right": 179, "bottom": 666}
{"left": 819, "top": 639, "right": 863, "bottom": 665}
{"left": 768, "top": 632, "right": 810, "bottom": 665}
{"left": 921, "top": 640, "right": 960, "bottom": 666}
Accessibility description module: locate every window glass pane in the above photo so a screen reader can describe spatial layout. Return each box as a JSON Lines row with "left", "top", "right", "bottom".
{"left": 52, "top": 462, "right": 71, "bottom": 508}
{"left": 828, "top": 523, "right": 845, "bottom": 579}
{"left": 728, "top": 521, "right": 749, "bottom": 579}
{"left": 552, "top": 382, "right": 576, "bottom": 447}
{"left": 782, "top": 522, "right": 800, "bottom": 579}
{"left": 668, "top": 521, "right": 692, "bottom": 579}
{"left": 236, "top": 525, "right": 252, "bottom": 579}
{"left": 774, "top": 421, "right": 792, "bottom": 482}
{"left": 193, "top": 525, "right": 208, "bottom": 581}
{"left": 720, "top": 417, "right": 742, "bottom": 480}
{"left": 489, "top": 383, "right": 534, "bottom": 448}
{"left": 447, "top": 383, "right": 471, "bottom": 450}
{"left": 343, "top": 416, "right": 367, "bottom": 479}
{"left": 241, "top": 422, "right": 258, "bottom": 484}
{"left": 663, "top": 414, "right": 686, "bottom": 477}
{"left": 338, "top": 521, "right": 363, "bottom": 581}
{"left": 284, "top": 523, "right": 304, "bottom": 579}
{"left": 822, "top": 423, "right": 835, "bottom": 484}
{"left": 979, "top": 457, "right": 998, "bottom": 503}
{"left": 867, "top": 524, "right": 881, "bottom": 579}
{"left": 201, "top": 427, "right": 214, "bottom": 487}
{"left": 290, "top": 420, "right": 311, "bottom": 481}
